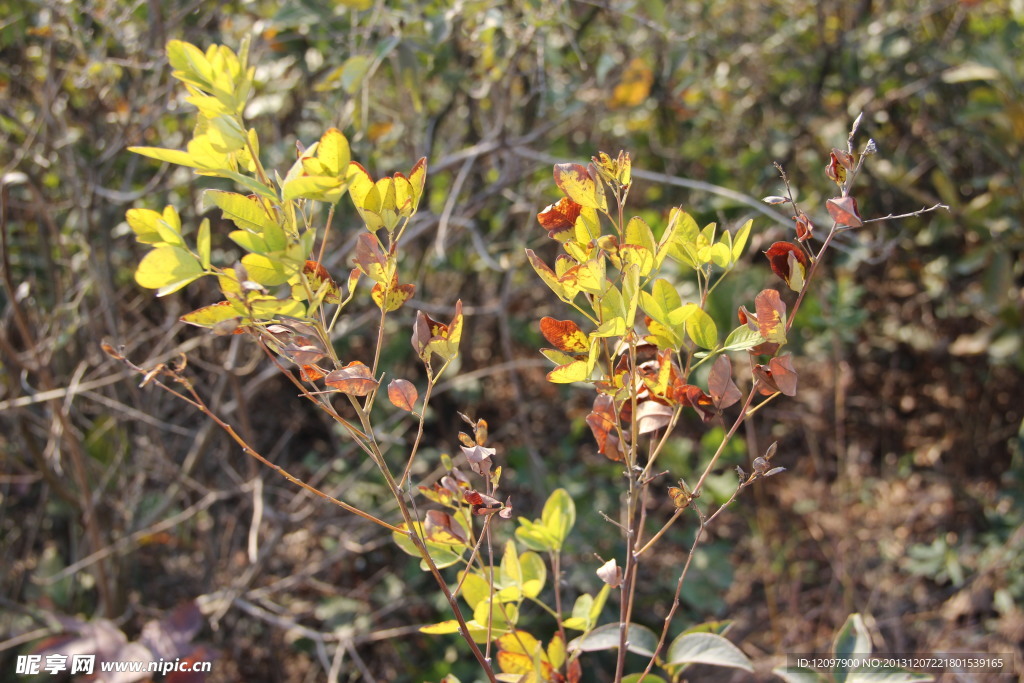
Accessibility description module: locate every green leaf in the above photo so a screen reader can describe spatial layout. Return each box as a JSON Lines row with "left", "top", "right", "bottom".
{"left": 732, "top": 219, "right": 752, "bottom": 261}
{"left": 500, "top": 539, "right": 522, "bottom": 587}
{"left": 563, "top": 593, "right": 594, "bottom": 631}
{"left": 197, "top": 218, "right": 211, "bottom": 269}
{"left": 665, "top": 633, "right": 754, "bottom": 672}
{"left": 771, "top": 667, "right": 827, "bottom": 683}
{"left": 125, "top": 208, "right": 164, "bottom": 245}
{"left": 519, "top": 551, "right": 546, "bottom": 598}
{"left": 541, "top": 488, "right": 575, "bottom": 551}
{"left": 128, "top": 145, "right": 196, "bottom": 168}
{"left": 135, "top": 246, "right": 203, "bottom": 295}
{"left": 229, "top": 230, "right": 268, "bottom": 254}
{"left": 515, "top": 487, "right": 576, "bottom": 551}
{"left": 166, "top": 40, "right": 214, "bottom": 91}
{"left": 833, "top": 614, "right": 872, "bottom": 683}
{"left": 241, "top": 253, "right": 292, "bottom": 286}
{"left": 282, "top": 175, "right": 344, "bottom": 203}
{"left": 723, "top": 324, "right": 765, "bottom": 351}
{"left": 686, "top": 307, "right": 718, "bottom": 349}
{"left": 622, "top": 676, "right": 667, "bottom": 683}
{"left": 568, "top": 623, "right": 658, "bottom": 657}
{"left": 459, "top": 572, "right": 490, "bottom": 610}
{"left": 206, "top": 190, "right": 278, "bottom": 233}
{"left": 339, "top": 55, "right": 372, "bottom": 94}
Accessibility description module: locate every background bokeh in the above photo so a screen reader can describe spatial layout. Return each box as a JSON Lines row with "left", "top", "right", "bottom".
{"left": 2, "top": 1, "right": 1021, "bottom": 680}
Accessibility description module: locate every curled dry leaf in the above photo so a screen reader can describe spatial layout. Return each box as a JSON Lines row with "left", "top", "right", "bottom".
{"left": 464, "top": 490, "right": 513, "bottom": 518}
{"left": 387, "top": 379, "right": 418, "bottom": 412}
{"left": 597, "top": 558, "right": 623, "bottom": 588}
{"left": 325, "top": 360, "right": 378, "bottom": 396}
{"left": 826, "top": 196, "right": 863, "bottom": 227}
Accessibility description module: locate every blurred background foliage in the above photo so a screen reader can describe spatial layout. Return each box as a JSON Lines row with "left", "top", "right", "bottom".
{"left": 1, "top": 0, "right": 1022, "bottom": 680}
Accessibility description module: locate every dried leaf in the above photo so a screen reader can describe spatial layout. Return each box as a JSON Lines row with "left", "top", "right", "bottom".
{"left": 708, "top": 355, "right": 742, "bottom": 410}
{"left": 586, "top": 394, "right": 623, "bottom": 460}
{"left": 325, "top": 360, "right": 378, "bottom": 396}
{"left": 826, "top": 196, "right": 863, "bottom": 227}
{"left": 596, "top": 558, "right": 623, "bottom": 588}
{"left": 387, "top": 379, "right": 418, "bottom": 412}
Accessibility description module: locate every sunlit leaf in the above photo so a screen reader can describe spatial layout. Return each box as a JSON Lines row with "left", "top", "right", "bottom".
{"left": 135, "top": 246, "right": 204, "bottom": 295}
{"left": 325, "top": 360, "right": 378, "bottom": 396}
{"left": 553, "top": 163, "right": 607, "bottom": 211}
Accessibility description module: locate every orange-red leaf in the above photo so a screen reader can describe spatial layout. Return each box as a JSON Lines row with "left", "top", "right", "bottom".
{"left": 826, "top": 196, "right": 863, "bottom": 227}
{"left": 537, "top": 196, "right": 582, "bottom": 239}
{"left": 586, "top": 394, "right": 623, "bottom": 460}
{"left": 302, "top": 260, "right": 341, "bottom": 303}
{"left": 387, "top": 378, "right": 418, "bottom": 411}
{"left": 754, "top": 289, "right": 787, "bottom": 344}
{"left": 753, "top": 354, "right": 798, "bottom": 396}
{"left": 539, "top": 316, "right": 588, "bottom": 353}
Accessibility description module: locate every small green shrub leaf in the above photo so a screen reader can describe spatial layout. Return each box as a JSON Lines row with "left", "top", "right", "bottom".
{"left": 665, "top": 632, "right": 754, "bottom": 672}
{"left": 135, "top": 246, "right": 203, "bottom": 295}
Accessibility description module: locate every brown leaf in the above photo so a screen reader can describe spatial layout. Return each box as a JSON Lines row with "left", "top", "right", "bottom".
{"left": 586, "top": 394, "right": 623, "bottom": 460}
{"left": 708, "top": 354, "right": 742, "bottom": 410}
{"left": 387, "top": 379, "right": 418, "bottom": 412}
{"left": 325, "top": 361, "right": 378, "bottom": 396}
{"left": 461, "top": 443, "right": 495, "bottom": 477}
{"left": 636, "top": 399, "right": 674, "bottom": 435}
{"left": 826, "top": 196, "right": 863, "bottom": 227}
{"left": 753, "top": 354, "right": 798, "bottom": 396}
{"left": 424, "top": 510, "right": 467, "bottom": 545}
{"left": 677, "top": 384, "right": 716, "bottom": 422}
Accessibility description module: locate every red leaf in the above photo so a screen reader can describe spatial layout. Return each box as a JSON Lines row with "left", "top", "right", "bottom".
{"left": 708, "top": 354, "right": 742, "bottom": 410}
{"left": 764, "top": 242, "right": 809, "bottom": 287}
{"left": 325, "top": 361, "right": 378, "bottom": 396}
{"left": 387, "top": 379, "right": 418, "bottom": 412}
{"left": 463, "top": 489, "right": 510, "bottom": 517}
{"left": 826, "top": 196, "right": 863, "bottom": 227}
{"left": 537, "top": 196, "right": 582, "bottom": 239}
